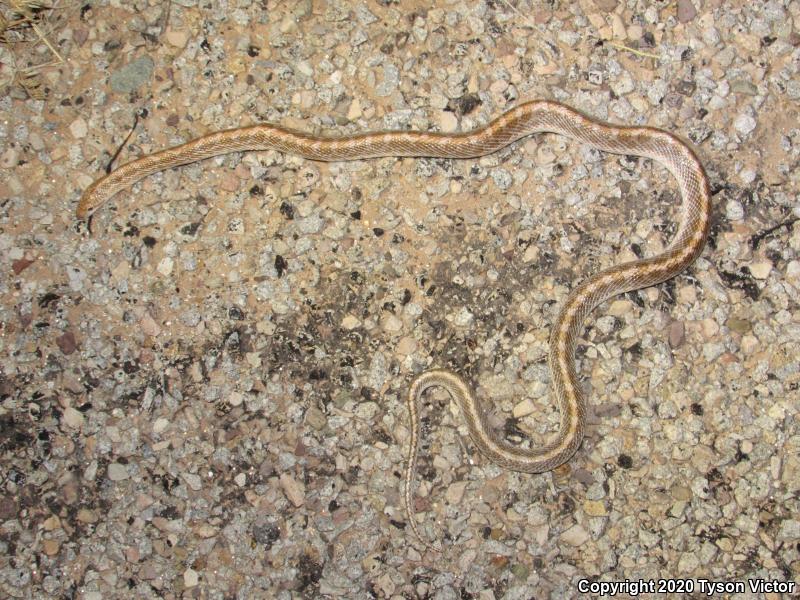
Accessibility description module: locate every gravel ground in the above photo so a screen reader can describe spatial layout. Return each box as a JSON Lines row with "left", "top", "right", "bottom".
{"left": 1, "top": 0, "right": 799, "bottom": 598}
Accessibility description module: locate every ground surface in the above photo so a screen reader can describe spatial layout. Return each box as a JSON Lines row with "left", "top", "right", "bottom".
{"left": 1, "top": 0, "right": 799, "bottom": 598}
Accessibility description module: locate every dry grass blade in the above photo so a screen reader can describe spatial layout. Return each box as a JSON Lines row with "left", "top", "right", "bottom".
{"left": 15, "top": 68, "right": 46, "bottom": 99}
{"left": 7, "top": 0, "right": 64, "bottom": 61}
{"left": 8, "top": 0, "right": 52, "bottom": 19}
{"left": 0, "top": 7, "right": 30, "bottom": 41}
{"left": 606, "top": 41, "right": 660, "bottom": 60}
{"left": 0, "top": 0, "right": 65, "bottom": 97}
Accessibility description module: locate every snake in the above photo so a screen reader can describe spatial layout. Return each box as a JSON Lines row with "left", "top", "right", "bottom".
{"left": 77, "top": 100, "right": 711, "bottom": 548}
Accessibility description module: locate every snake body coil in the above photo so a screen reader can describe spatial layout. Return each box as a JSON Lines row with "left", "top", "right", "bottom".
{"left": 78, "top": 101, "right": 711, "bottom": 547}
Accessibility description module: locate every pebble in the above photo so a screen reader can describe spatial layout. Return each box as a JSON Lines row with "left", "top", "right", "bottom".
{"left": 787, "top": 261, "right": 800, "bottom": 282}
{"left": 677, "top": 0, "right": 698, "bottom": 23}
{"left": 610, "top": 14, "right": 626, "bottom": 39}
{"left": 445, "top": 481, "right": 468, "bottom": 504}
{"left": 279, "top": 473, "right": 305, "bottom": 507}
{"left": 668, "top": 321, "right": 686, "bottom": 348}
{"left": 66, "top": 266, "right": 86, "bottom": 291}
{"left": 42, "top": 539, "right": 60, "bottom": 556}
{"left": 157, "top": 257, "right": 174, "bottom": 276}
{"left": 1, "top": 147, "right": 18, "bottom": 169}
{"left": 304, "top": 405, "right": 327, "bottom": 430}
{"left": 452, "top": 307, "right": 474, "bottom": 327}
{"left": 182, "top": 472, "right": 203, "bottom": 491}
{"left": 738, "top": 168, "right": 756, "bottom": 184}
{"left": 347, "top": 98, "right": 362, "bottom": 120}
{"left": 583, "top": 500, "right": 607, "bottom": 517}
{"left": 62, "top": 406, "right": 84, "bottom": 428}
{"left": 725, "top": 198, "right": 744, "bottom": 221}
{"left": 734, "top": 113, "right": 757, "bottom": 136}
{"left": 107, "top": 463, "right": 129, "bottom": 481}
{"left": 375, "top": 64, "right": 399, "bottom": 97}
{"left": 77, "top": 509, "right": 99, "bottom": 523}
{"left": 183, "top": 568, "right": 199, "bottom": 588}
{"left": 382, "top": 313, "right": 403, "bottom": 333}
{"left": 396, "top": 336, "right": 416, "bottom": 356}
{"left": 439, "top": 111, "right": 458, "bottom": 133}
{"left": 227, "top": 391, "right": 243, "bottom": 406}
{"left": 69, "top": 117, "right": 87, "bottom": 139}
{"left": 490, "top": 168, "right": 513, "bottom": 190}
{"left": 140, "top": 313, "right": 162, "bottom": 337}
{"left": 560, "top": 524, "right": 590, "bottom": 546}
{"left": 512, "top": 399, "right": 536, "bottom": 418}
{"left": 535, "top": 146, "right": 556, "bottom": 165}
{"left": 607, "top": 299, "right": 633, "bottom": 317}
{"left": 748, "top": 261, "right": 772, "bottom": 279}
{"left": 109, "top": 56, "right": 155, "bottom": 94}
{"left": 523, "top": 245, "right": 540, "bottom": 262}
{"left": 726, "top": 317, "right": 751, "bottom": 334}
{"left": 165, "top": 29, "right": 189, "bottom": 48}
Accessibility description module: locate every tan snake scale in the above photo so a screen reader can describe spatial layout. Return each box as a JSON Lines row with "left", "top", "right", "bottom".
{"left": 78, "top": 100, "right": 711, "bottom": 547}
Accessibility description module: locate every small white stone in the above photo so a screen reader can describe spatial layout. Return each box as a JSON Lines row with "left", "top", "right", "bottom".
{"left": 523, "top": 244, "right": 540, "bottom": 262}
{"left": 607, "top": 299, "right": 633, "bottom": 317}
{"left": 701, "top": 318, "right": 720, "bottom": 339}
{"left": 734, "top": 113, "right": 756, "bottom": 136}
{"left": 157, "top": 257, "right": 174, "bottom": 276}
{"left": 610, "top": 13, "right": 626, "bottom": 39}
{"left": 183, "top": 568, "right": 199, "bottom": 588}
{"left": 382, "top": 314, "right": 403, "bottom": 333}
{"left": 347, "top": 98, "right": 362, "bottom": 120}
{"left": 165, "top": 29, "right": 189, "bottom": 48}
{"left": 725, "top": 199, "right": 744, "bottom": 221}
{"left": 279, "top": 473, "right": 306, "bottom": 507}
{"left": 513, "top": 398, "right": 536, "bottom": 418}
{"left": 106, "top": 426, "right": 122, "bottom": 444}
{"left": 535, "top": 146, "right": 556, "bottom": 165}
{"left": 748, "top": 261, "right": 772, "bottom": 279}
{"left": 140, "top": 313, "right": 161, "bottom": 337}
{"left": 152, "top": 417, "right": 170, "bottom": 434}
{"left": 182, "top": 472, "right": 203, "bottom": 491}
{"left": 62, "top": 406, "right": 84, "bottom": 428}
{"left": 560, "top": 524, "right": 590, "bottom": 546}
{"left": 66, "top": 266, "right": 86, "bottom": 291}
{"left": 740, "top": 334, "right": 758, "bottom": 354}
{"left": 69, "top": 117, "right": 88, "bottom": 139}
{"left": 107, "top": 463, "right": 129, "bottom": 481}
{"left": 396, "top": 336, "right": 416, "bottom": 356}
{"left": 234, "top": 473, "right": 246, "bottom": 487}
{"left": 439, "top": 110, "right": 458, "bottom": 133}
{"left": 445, "top": 481, "right": 468, "bottom": 504}
{"left": 296, "top": 60, "right": 314, "bottom": 77}
{"left": 453, "top": 307, "right": 474, "bottom": 327}
{"left": 228, "top": 391, "right": 243, "bottom": 407}
{"left": 677, "top": 551, "right": 700, "bottom": 573}
{"left": 786, "top": 260, "right": 800, "bottom": 282}
{"left": 739, "top": 168, "right": 756, "bottom": 184}
{"left": 279, "top": 16, "right": 295, "bottom": 33}
{"left": 0, "top": 147, "right": 18, "bottom": 169}
{"left": 341, "top": 314, "right": 361, "bottom": 329}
